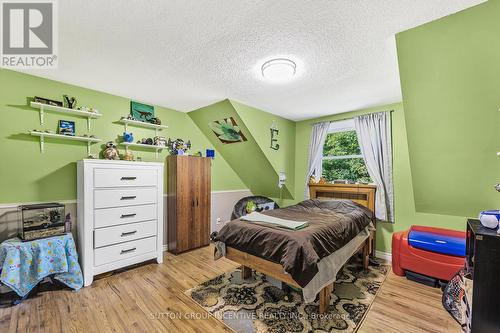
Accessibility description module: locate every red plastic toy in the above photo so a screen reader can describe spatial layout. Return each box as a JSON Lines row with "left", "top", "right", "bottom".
{"left": 392, "top": 225, "right": 466, "bottom": 281}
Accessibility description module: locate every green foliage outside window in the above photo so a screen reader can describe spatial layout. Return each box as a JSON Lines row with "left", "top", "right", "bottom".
{"left": 322, "top": 131, "right": 371, "bottom": 183}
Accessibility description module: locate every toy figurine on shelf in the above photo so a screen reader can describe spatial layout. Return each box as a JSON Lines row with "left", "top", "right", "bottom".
{"left": 167, "top": 138, "right": 191, "bottom": 155}
{"left": 318, "top": 177, "right": 327, "bottom": 184}
{"left": 63, "top": 95, "right": 77, "bottom": 109}
{"left": 126, "top": 114, "right": 136, "bottom": 121}
{"left": 149, "top": 117, "right": 162, "bottom": 125}
{"left": 309, "top": 175, "right": 317, "bottom": 184}
{"left": 123, "top": 132, "right": 134, "bottom": 143}
{"left": 123, "top": 151, "right": 134, "bottom": 161}
{"left": 154, "top": 136, "right": 166, "bottom": 147}
{"left": 79, "top": 106, "right": 98, "bottom": 113}
{"left": 139, "top": 138, "right": 153, "bottom": 145}
{"left": 102, "top": 141, "right": 119, "bottom": 160}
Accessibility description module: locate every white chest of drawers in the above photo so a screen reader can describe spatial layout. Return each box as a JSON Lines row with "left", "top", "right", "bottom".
{"left": 77, "top": 159, "right": 164, "bottom": 286}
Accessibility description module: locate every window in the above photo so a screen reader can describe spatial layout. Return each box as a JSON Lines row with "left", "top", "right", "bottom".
{"left": 322, "top": 120, "right": 371, "bottom": 183}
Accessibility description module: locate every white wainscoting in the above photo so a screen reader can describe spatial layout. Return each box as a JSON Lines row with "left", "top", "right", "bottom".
{"left": 210, "top": 189, "right": 253, "bottom": 232}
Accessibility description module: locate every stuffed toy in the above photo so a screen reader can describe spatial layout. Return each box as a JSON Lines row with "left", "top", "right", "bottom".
{"left": 103, "top": 141, "right": 119, "bottom": 160}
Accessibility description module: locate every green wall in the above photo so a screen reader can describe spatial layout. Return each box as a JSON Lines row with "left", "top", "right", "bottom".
{"left": 226, "top": 100, "right": 296, "bottom": 205}
{"left": 0, "top": 69, "right": 245, "bottom": 203}
{"left": 396, "top": 0, "right": 500, "bottom": 217}
{"left": 293, "top": 103, "right": 465, "bottom": 252}
{"left": 188, "top": 100, "right": 295, "bottom": 201}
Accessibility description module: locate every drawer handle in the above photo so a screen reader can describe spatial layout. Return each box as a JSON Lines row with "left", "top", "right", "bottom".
{"left": 121, "top": 177, "right": 137, "bottom": 180}
{"left": 120, "top": 247, "right": 136, "bottom": 254}
{"left": 120, "top": 213, "right": 137, "bottom": 218}
{"left": 121, "top": 230, "right": 137, "bottom": 237}
{"left": 120, "top": 196, "right": 137, "bottom": 200}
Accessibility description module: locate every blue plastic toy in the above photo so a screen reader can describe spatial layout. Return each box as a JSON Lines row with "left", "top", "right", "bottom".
{"left": 408, "top": 230, "right": 466, "bottom": 257}
{"left": 123, "top": 132, "right": 134, "bottom": 143}
{"left": 206, "top": 149, "right": 215, "bottom": 159}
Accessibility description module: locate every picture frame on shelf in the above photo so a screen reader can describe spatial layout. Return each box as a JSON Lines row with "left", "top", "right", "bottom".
{"left": 58, "top": 120, "right": 76, "bottom": 136}
{"left": 130, "top": 101, "right": 155, "bottom": 123}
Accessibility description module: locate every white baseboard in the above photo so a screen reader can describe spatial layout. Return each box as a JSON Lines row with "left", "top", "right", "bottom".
{"left": 375, "top": 250, "right": 392, "bottom": 261}
{"left": 162, "top": 245, "right": 168, "bottom": 252}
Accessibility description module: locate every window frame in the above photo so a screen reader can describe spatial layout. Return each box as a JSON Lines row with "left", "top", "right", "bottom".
{"left": 321, "top": 120, "right": 370, "bottom": 183}
{"left": 322, "top": 120, "right": 363, "bottom": 161}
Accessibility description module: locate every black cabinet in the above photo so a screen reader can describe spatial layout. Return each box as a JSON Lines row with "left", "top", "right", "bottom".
{"left": 466, "top": 219, "right": 500, "bottom": 333}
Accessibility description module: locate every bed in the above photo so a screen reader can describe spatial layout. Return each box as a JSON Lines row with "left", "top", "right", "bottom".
{"left": 215, "top": 183, "right": 376, "bottom": 314}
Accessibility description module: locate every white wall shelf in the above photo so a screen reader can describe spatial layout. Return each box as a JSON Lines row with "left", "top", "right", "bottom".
{"left": 30, "top": 102, "right": 102, "bottom": 131}
{"left": 118, "top": 118, "right": 168, "bottom": 136}
{"left": 30, "top": 131, "right": 101, "bottom": 155}
{"left": 119, "top": 142, "right": 165, "bottom": 158}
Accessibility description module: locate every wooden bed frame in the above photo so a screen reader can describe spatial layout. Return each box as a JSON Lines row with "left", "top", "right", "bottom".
{"left": 309, "top": 183, "right": 377, "bottom": 256}
{"left": 225, "top": 183, "right": 377, "bottom": 314}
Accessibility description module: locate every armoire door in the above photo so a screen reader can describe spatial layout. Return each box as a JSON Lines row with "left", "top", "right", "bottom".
{"left": 174, "top": 156, "right": 193, "bottom": 253}
{"left": 190, "top": 157, "right": 210, "bottom": 248}
{"left": 189, "top": 157, "right": 211, "bottom": 249}
{"left": 167, "top": 155, "right": 211, "bottom": 254}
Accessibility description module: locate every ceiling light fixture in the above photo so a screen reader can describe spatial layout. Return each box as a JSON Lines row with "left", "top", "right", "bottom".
{"left": 261, "top": 58, "right": 297, "bottom": 82}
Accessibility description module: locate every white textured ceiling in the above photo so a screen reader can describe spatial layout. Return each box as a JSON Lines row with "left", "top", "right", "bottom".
{"left": 23, "top": 0, "right": 485, "bottom": 120}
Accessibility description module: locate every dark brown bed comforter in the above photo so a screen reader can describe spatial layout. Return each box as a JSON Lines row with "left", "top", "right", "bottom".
{"left": 215, "top": 199, "right": 373, "bottom": 287}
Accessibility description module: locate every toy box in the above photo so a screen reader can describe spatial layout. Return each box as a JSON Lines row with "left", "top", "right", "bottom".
{"left": 392, "top": 225, "right": 466, "bottom": 282}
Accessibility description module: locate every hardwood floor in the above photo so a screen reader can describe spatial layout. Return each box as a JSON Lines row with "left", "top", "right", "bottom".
{"left": 359, "top": 268, "right": 459, "bottom": 333}
{"left": 0, "top": 245, "right": 459, "bottom": 333}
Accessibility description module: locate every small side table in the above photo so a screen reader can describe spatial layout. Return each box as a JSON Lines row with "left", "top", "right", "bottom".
{"left": 0, "top": 233, "right": 83, "bottom": 302}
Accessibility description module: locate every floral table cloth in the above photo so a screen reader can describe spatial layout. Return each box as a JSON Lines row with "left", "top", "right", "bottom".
{"left": 0, "top": 233, "right": 83, "bottom": 297}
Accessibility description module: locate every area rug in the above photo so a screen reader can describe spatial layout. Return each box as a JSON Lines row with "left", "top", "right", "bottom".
{"left": 186, "top": 256, "right": 389, "bottom": 333}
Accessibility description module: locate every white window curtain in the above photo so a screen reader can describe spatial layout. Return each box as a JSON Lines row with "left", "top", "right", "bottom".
{"left": 304, "top": 121, "right": 331, "bottom": 198}
{"left": 354, "top": 112, "right": 394, "bottom": 222}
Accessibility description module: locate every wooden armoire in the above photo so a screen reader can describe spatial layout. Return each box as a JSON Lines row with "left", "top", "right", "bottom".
{"left": 167, "top": 155, "right": 211, "bottom": 254}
